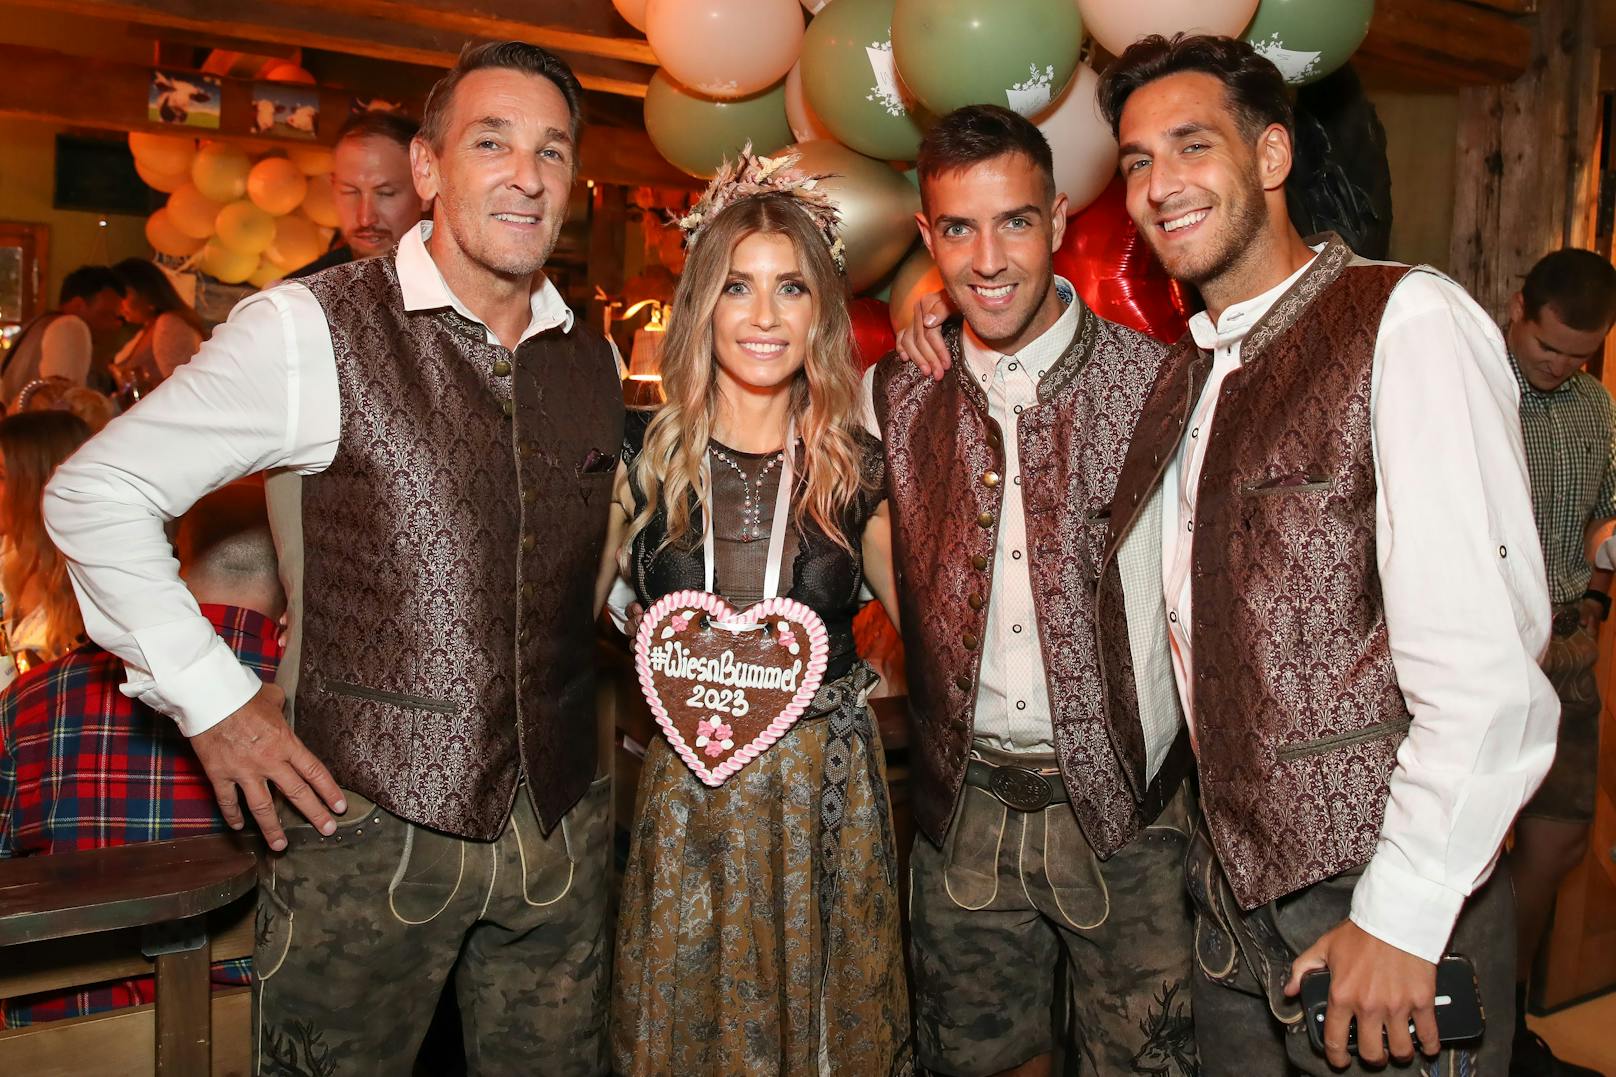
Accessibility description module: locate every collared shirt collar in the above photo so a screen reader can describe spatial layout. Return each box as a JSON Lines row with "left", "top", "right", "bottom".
{"left": 393, "top": 221, "right": 574, "bottom": 346}
{"left": 1188, "top": 246, "right": 1321, "bottom": 353}
{"left": 1507, "top": 349, "right": 1580, "bottom": 401}
{"left": 961, "top": 276, "right": 1079, "bottom": 384}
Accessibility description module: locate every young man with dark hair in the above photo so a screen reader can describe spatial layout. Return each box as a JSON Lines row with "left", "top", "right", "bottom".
{"left": 1090, "top": 33, "right": 1553, "bottom": 1076}
{"left": 45, "top": 40, "right": 622, "bottom": 1074}
{"left": 288, "top": 110, "right": 428, "bottom": 277}
{"left": 0, "top": 266, "right": 125, "bottom": 404}
{"left": 866, "top": 104, "right": 1197, "bottom": 1077}
{"left": 1504, "top": 247, "right": 1616, "bottom": 1077}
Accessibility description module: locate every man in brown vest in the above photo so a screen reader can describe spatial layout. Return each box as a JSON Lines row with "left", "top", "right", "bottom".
{"left": 1093, "top": 35, "right": 1557, "bottom": 1075}
{"left": 867, "top": 106, "right": 1197, "bottom": 1077}
{"left": 44, "top": 43, "right": 623, "bottom": 1075}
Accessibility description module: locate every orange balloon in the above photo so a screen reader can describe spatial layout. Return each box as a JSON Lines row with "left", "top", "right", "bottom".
{"left": 136, "top": 159, "right": 190, "bottom": 194}
{"left": 145, "top": 209, "right": 206, "bottom": 258}
{"left": 191, "top": 142, "right": 251, "bottom": 203}
{"left": 286, "top": 145, "right": 334, "bottom": 176}
{"left": 248, "top": 258, "right": 285, "bottom": 289}
{"left": 262, "top": 62, "right": 316, "bottom": 84}
{"left": 215, "top": 200, "right": 277, "bottom": 255}
{"left": 167, "top": 183, "right": 225, "bottom": 239}
{"left": 247, "top": 157, "right": 309, "bottom": 216}
{"left": 129, "top": 131, "right": 196, "bottom": 176}
{"left": 299, "top": 173, "right": 340, "bottom": 228}
{"left": 264, "top": 213, "right": 323, "bottom": 271}
{"left": 199, "top": 240, "right": 258, "bottom": 284}
{"left": 887, "top": 244, "right": 943, "bottom": 334}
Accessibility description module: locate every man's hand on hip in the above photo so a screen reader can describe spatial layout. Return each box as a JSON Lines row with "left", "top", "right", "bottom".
{"left": 189, "top": 683, "right": 347, "bottom": 852}
{"left": 1284, "top": 918, "right": 1439, "bottom": 1069}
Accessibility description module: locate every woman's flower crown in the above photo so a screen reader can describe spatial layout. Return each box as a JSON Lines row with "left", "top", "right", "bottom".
{"left": 676, "top": 143, "right": 846, "bottom": 271}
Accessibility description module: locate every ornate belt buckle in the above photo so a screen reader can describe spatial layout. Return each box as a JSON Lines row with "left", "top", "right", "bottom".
{"left": 988, "top": 764, "right": 1052, "bottom": 812}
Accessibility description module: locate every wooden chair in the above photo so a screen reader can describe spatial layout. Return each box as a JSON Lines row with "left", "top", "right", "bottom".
{"left": 0, "top": 832, "right": 258, "bottom": 1076}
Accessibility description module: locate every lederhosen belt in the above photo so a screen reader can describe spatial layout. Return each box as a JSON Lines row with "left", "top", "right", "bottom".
{"left": 962, "top": 754, "right": 1071, "bottom": 812}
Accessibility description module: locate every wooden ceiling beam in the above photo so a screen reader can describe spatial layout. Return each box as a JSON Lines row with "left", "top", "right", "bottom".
{"left": 1357, "top": 0, "right": 1535, "bottom": 86}
{"left": 0, "top": 44, "right": 690, "bottom": 188}
{"left": 6, "top": 0, "right": 652, "bottom": 96}
{"left": 271, "top": 0, "right": 655, "bottom": 66}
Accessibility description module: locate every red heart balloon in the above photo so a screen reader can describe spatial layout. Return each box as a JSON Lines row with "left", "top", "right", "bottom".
{"left": 849, "top": 296, "right": 897, "bottom": 371}
{"left": 1054, "top": 176, "right": 1193, "bottom": 344}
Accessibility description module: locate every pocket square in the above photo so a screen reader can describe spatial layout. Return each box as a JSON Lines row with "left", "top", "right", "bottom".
{"left": 578, "top": 448, "right": 619, "bottom": 476}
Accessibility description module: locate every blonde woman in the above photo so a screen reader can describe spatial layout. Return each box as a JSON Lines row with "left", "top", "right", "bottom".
{"left": 0, "top": 411, "right": 92, "bottom": 669}
{"left": 604, "top": 163, "right": 911, "bottom": 1075}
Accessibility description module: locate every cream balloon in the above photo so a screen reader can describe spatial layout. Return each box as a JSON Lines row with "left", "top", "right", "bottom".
{"left": 788, "top": 140, "right": 921, "bottom": 293}
{"left": 248, "top": 258, "right": 285, "bottom": 290}
{"left": 264, "top": 214, "right": 324, "bottom": 271}
{"left": 286, "top": 145, "right": 334, "bottom": 176}
{"left": 128, "top": 131, "right": 196, "bottom": 177}
{"left": 645, "top": 0, "right": 805, "bottom": 99}
{"left": 887, "top": 244, "right": 942, "bottom": 333}
{"left": 145, "top": 209, "right": 206, "bottom": 258}
{"left": 1078, "top": 0, "right": 1260, "bottom": 57}
{"left": 215, "top": 201, "right": 277, "bottom": 255}
{"left": 1036, "top": 64, "right": 1117, "bottom": 215}
{"left": 135, "top": 159, "right": 190, "bottom": 194}
{"left": 191, "top": 142, "right": 251, "bottom": 203}
{"left": 784, "top": 61, "right": 836, "bottom": 145}
{"left": 299, "top": 173, "right": 340, "bottom": 228}
{"left": 166, "top": 184, "right": 225, "bottom": 240}
{"left": 613, "top": 0, "right": 649, "bottom": 31}
{"left": 199, "top": 239, "right": 258, "bottom": 284}
{"left": 247, "top": 157, "right": 310, "bottom": 216}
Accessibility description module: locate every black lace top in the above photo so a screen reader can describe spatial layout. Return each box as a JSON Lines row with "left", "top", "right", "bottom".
{"left": 621, "top": 410, "right": 887, "bottom": 682}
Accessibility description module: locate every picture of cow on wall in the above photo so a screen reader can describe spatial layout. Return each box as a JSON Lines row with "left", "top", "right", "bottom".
{"left": 251, "top": 82, "right": 319, "bottom": 140}
{"left": 148, "top": 69, "right": 221, "bottom": 129}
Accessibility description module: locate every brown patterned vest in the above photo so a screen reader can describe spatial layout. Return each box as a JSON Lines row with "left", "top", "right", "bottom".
{"left": 293, "top": 256, "right": 623, "bottom": 839}
{"left": 875, "top": 304, "right": 1177, "bottom": 854}
{"left": 1104, "top": 236, "right": 1415, "bottom": 908}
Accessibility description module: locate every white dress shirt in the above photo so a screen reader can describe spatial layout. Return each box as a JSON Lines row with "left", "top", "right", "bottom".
{"left": 44, "top": 222, "right": 594, "bottom": 738}
{"left": 36, "top": 313, "right": 93, "bottom": 384}
{"left": 1160, "top": 252, "right": 1557, "bottom": 962}
{"left": 863, "top": 279, "right": 1181, "bottom": 772}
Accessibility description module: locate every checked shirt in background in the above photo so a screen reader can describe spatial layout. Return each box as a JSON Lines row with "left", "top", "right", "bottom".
{"left": 0, "top": 603, "right": 279, "bottom": 1027}
{"left": 1512, "top": 353, "right": 1616, "bottom": 604}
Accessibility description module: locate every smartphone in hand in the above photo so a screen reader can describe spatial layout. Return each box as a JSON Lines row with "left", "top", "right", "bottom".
{"left": 1301, "top": 954, "right": 1484, "bottom": 1055}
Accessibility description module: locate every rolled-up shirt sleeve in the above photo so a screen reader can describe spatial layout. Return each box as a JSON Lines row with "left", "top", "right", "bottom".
{"left": 44, "top": 284, "right": 339, "bottom": 737}
{"left": 1351, "top": 271, "right": 1558, "bottom": 962}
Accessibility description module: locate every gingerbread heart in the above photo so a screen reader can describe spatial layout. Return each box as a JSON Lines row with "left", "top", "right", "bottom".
{"left": 634, "top": 589, "right": 830, "bottom": 787}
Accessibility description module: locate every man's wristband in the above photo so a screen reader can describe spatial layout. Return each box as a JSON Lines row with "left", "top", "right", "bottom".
{"left": 1584, "top": 589, "right": 1611, "bottom": 620}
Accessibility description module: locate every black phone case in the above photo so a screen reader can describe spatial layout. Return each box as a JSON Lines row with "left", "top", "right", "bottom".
{"left": 1302, "top": 954, "right": 1484, "bottom": 1054}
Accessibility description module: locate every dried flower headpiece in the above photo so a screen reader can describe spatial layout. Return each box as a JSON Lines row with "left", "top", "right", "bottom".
{"left": 676, "top": 143, "right": 846, "bottom": 271}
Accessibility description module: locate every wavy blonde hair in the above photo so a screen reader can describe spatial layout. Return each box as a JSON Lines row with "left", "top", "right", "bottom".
{"left": 0, "top": 410, "right": 91, "bottom": 658}
{"left": 626, "top": 192, "right": 864, "bottom": 560}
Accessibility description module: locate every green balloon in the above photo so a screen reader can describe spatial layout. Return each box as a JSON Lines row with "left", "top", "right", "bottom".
{"left": 892, "top": 0, "right": 1083, "bottom": 118}
{"left": 801, "top": 0, "right": 926, "bottom": 161}
{"left": 1243, "top": 0, "right": 1375, "bottom": 86}
{"left": 643, "top": 69, "right": 793, "bottom": 179}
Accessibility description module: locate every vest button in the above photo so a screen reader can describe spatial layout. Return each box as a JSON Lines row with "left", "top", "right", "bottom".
{"left": 493, "top": 358, "right": 512, "bottom": 376}
{"left": 967, "top": 594, "right": 984, "bottom": 611}
{"left": 982, "top": 471, "right": 1001, "bottom": 488}
{"left": 501, "top": 399, "right": 514, "bottom": 418}
{"left": 521, "top": 582, "right": 536, "bottom": 601}
{"left": 955, "top": 674, "right": 971, "bottom": 691}
{"left": 521, "top": 533, "right": 536, "bottom": 553}
{"left": 976, "top": 511, "right": 995, "bottom": 528}
{"left": 963, "top": 634, "right": 978, "bottom": 650}
{"left": 971, "top": 554, "right": 988, "bottom": 571}
{"left": 521, "top": 487, "right": 536, "bottom": 504}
